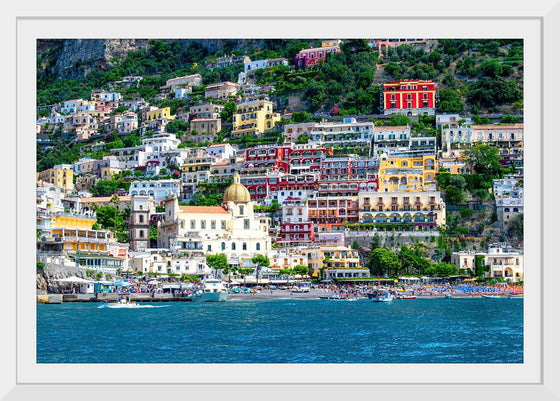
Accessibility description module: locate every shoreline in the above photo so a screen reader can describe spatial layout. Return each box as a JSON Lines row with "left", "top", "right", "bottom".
{"left": 37, "top": 289, "right": 521, "bottom": 304}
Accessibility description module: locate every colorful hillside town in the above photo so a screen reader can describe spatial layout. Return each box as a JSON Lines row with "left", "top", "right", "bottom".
{"left": 36, "top": 39, "right": 524, "bottom": 300}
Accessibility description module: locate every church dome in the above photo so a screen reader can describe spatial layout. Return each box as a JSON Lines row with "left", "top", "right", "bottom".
{"left": 223, "top": 173, "right": 251, "bottom": 203}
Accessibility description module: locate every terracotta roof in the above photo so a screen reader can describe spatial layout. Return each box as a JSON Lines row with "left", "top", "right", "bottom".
{"left": 213, "top": 161, "right": 231, "bottom": 166}
{"left": 80, "top": 196, "right": 132, "bottom": 203}
{"left": 374, "top": 125, "right": 410, "bottom": 131}
{"left": 179, "top": 206, "right": 229, "bottom": 214}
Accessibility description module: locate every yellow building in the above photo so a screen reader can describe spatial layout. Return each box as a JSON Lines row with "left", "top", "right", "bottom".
{"left": 36, "top": 166, "right": 75, "bottom": 191}
{"left": 378, "top": 153, "right": 438, "bottom": 192}
{"left": 43, "top": 212, "right": 114, "bottom": 253}
{"left": 358, "top": 191, "right": 446, "bottom": 229}
{"left": 231, "top": 100, "right": 281, "bottom": 138}
{"left": 146, "top": 107, "right": 174, "bottom": 122}
{"left": 50, "top": 213, "right": 95, "bottom": 230}
{"left": 298, "top": 246, "right": 364, "bottom": 274}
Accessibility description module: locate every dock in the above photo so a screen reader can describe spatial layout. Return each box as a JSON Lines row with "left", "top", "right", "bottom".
{"left": 37, "top": 293, "right": 193, "bottom": 304}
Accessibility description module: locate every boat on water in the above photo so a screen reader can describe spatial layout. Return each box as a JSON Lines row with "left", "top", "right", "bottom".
{"left": 98, "top": 297, "right": 155, "bottom": 309}
{"left": 371, "top": 291, "right": 395, "bottom": 302}
{"left": 444, "top": 294, "right": 453, "bottom": 299}
{"left": 480, "top": 294, "right": 506, "bottom": 299}
{"left": 396, "top": 294, "right": 417, "bottom": 300}
{"left": 190, "top": 278, "right": 228, "bottom": 302}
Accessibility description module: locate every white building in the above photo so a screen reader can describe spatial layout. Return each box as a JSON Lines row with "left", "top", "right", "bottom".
{"left": 493, "top": 176, "right": 524, "bottom": 228}
{"left": 141, "top": 133, "right": 180, "bottom": 152}
{"left": 157, "top": 174, "right": 271, "bottom": 266}
{"left": 451, "top": 245, "right": 523, "bottom": 282}
{"left": 206, "top": 143, "right": 236, "bottom": 161}
{"left": 60, "top": 99, "right": 84, "bottom": 114}
{"left": 129, "top": 179, "right": 181, "bottom": 205}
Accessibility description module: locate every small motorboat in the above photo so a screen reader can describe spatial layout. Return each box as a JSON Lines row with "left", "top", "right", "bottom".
{"left": 480, "top": 294, "right": 505, "bottom": 299}
{"left": 444, "top": 294, "right": 453, "bottom": 299}
{"left": 98, "top": 296, "right": 155, "bottom": 308}
{"left": 372, "top": 291, "right": 394, "bottom": 302}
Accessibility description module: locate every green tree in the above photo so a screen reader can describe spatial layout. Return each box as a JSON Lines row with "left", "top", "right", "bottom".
{"left": 448, "top": 175, "right": 467, "bottom": 191}
{"left": 475, "top": 254, "right": 489, "bottom": 279}
{"left": 501, "top": 114, "right": 519, "bottom": 124}
{"left": 370, "top": 233, "right": 382, "bottom": 251}
{"left": 95, "top": 206, "right": 125, "bottom": 231}
{"left": 220, "top": 100, "right": 237, "bottom": 123}
{"left": 291, "top": 111, "right": 313, "bottom": 123}
{"left": 293, "top": 264, "right": 309, "bottom": 277}
{"left": 90, "top": 180, "right": 119, "bottom": 197}
{"left": 384, "top": 62, "right": 402, "bottom": 79}
{"left": 387, "top": 113, "right": 410, "bottom": 126}
{"left": 205, "top": 253, "right": 229, "bottom": 279}
{"left": 444, "top": 184, "right": 465, "bottom": 205}
{"left": 507, "top": 214, "right": 523, "bottom": 239}
{"left": 351, "top": 240, "right": 360, "bottom": 249}
{"left": 464, "top": 144, "right": 504, "bottom": 178}
{"left": 367, "top": 248, "right": 401, "bottom": 277}
{"left": 437, "top": 88, "right": 463, "bottom": 113}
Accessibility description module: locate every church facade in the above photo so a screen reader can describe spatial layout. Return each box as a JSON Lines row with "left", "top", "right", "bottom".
{"left": 157, "top": 174, "right": 271, "bottom": 266}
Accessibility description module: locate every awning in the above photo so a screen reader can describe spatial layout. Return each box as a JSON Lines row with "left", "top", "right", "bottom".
{"left": 55, "top": 276, "right": 93, "bottom": 283}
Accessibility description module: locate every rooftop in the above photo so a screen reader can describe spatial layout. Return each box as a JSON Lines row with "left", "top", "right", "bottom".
{"left": 179, "top": 206, "right": 229, "bottom": 214}
{"left": 472, "top": 124, "right": 524, "bottom": 130}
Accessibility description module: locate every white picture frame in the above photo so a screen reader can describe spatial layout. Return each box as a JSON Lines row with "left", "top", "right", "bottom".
{"left": 4, "top": 0, "right": 559, "bottom": 399}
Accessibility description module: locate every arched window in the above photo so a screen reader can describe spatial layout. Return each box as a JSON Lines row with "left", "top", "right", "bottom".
{"left": 242, "top": 242, "right": 247, "bottom": 251}
{"left": 231, "top": 242, "right": 236, "bottom": 250}
{"left": 139, "top": 230, "right": 144, "bottom": 238}
{"left": 256, "top": 243, "right": 260, "bottom": 251}
{"left": 239, "top": 205, "right": 244, "bottom": 215}
{"left": 139, "top": 215, "right": 144, "bottom": 223}
{"left": 221, "top": 242, "right": 226, "bottom": 251}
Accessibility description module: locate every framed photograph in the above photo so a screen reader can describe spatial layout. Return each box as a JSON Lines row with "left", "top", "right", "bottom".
{"left": 6, "top": 0, "right": 560, "bottom": 399}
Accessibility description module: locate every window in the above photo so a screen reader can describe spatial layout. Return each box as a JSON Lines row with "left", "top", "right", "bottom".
{"left": 139, "top": 230, "right": 144, "bottom": 238}
{"left": 201, "top": 220, "right": 206, "bottom": 229}
{"left": 256, "top": 243, "right": 260, "bottom": 251}
{"left": 221, "top": 220, "right": 226, "bottom": 230}
{"left": 191, "top": 220, "right": 195, "bottom": 229}
{"left": 211, "top": 220, "right": 216, "bottom": 229}
{"left": 221, "top": 242, "right": 226, "bottom": 251}
{"left": 239, "top": 205, "right": 244, "bottom": 215}
{"left": 139, "top": 215, "right": 144, "bottom": 223}
{"left": 207, "top": 245, "right": 212, "bottom": 251}
{"left": 232, "top": 242, "right": 236, "bottom": 250}
{"left": 244, "top": 219, "right": 250, "bottom": 229}
{"left": 242, "top": 242, "right": 247, "bottom": 251}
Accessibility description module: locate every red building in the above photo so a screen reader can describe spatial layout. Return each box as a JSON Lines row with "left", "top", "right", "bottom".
{"left": 278, "top": 197, "right": 315, "bottom": 245}
{"left": 287, "top": 144, "right": 333, "bottom": 175}
{"left": 241, "top": 173, "right": 318, "bottom": 201}
{"left": 295, "top": 42, "right": 341, "bottom": 70}
{"left": 382, "top": 79, "right": 436, "bottom": 116}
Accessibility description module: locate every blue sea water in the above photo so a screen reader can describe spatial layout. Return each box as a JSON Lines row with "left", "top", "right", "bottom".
{"left": 36, "top": 298, "right": 523, "bottom": 363}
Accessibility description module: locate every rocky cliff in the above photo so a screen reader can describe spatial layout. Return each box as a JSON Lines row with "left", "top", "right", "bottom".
{"left": 37, "top": 38, "right": 266, "bottom": 81}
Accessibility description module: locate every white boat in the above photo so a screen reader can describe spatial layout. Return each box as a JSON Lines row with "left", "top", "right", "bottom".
{"left": 372, "top": 291, "right": 395, "bottom": 302}
{"left": 98, "top": 298, "right": 155, "bottom": 309}
{"left": 480, "top": 294, "right": 506, "bottom": 299}
{"left": 190, "top": 278, "right": 228, "bottom": 302}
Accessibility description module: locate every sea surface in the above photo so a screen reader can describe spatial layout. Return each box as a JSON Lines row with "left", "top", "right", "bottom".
{"left": 36, "top": 297, "right": 523, "bottom": 363}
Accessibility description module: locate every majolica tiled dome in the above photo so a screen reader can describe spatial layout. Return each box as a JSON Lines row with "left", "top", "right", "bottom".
{"left": 223, "top": 173, "right": 251, "bottom": 203}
